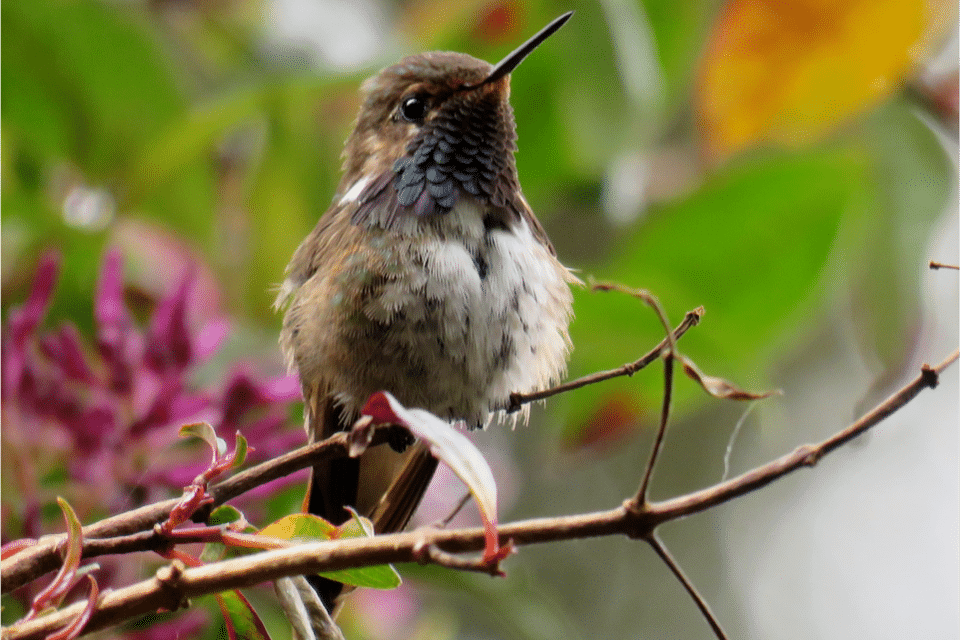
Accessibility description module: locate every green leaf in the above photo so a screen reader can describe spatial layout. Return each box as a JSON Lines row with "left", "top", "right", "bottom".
{"left": 179, "top": 422, "right": 226, "bottom": 458}
{"left": 208, "top": 505, "right": 244, "bottom": 526}
{"left": 216, "top": 590, "right": 272, "bottom": 640}
{"left": 200, "top": 542, "right": 228, "bottom": 564}
{"left": 850, "top": 99, "right": 952, "bottom": 375}
{"left": 232, "top": 433, "right": 249, "bottom": 468}
{"left": 202, "top": 506, "right": 250, "bottom": 563}
{"left": 56, "top": 497, "right": 83, "bottom": 591}
{"left": 563, "top": 148, "right": 870, "bottom": 437}
{"left": 257, "top": 513, "right": 401, "bottom": 590}
{"left": 324, "top": 517, "right": 402, "bottom": 591}
{"left": 51, "top": 496, "right": 83, "bottom": 600}
{"left": 324, "top": 564, "right": 403, "bottom": 591}
{"left": 3, "top": 0, "right": 183, "bottom": 175}
{"left": 31, "top": 498, "right": 84, "bottom": 611}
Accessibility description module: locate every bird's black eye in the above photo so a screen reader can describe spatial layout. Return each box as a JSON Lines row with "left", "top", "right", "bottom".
{"left": 399, "top": 95, "right": 428, "bottom": 122}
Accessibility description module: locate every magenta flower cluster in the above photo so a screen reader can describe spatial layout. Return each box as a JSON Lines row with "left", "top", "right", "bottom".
{"left": 2, "top": 249, "right": 302, "bottom": 541}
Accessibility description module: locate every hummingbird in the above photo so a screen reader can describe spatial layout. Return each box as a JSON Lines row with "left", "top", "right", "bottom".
{"left": 275, "top": 12, "right": 577, "bottom": 610}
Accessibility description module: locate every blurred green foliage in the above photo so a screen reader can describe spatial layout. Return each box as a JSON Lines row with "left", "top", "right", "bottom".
{"left": 5, "top": 0, "right": 949, "bottom": 414}
{"left": 2, "top": 0, "right": 954, "bottom": 638}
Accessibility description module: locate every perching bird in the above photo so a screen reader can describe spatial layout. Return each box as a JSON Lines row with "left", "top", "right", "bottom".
{"left": 275, "top": 12, "right": 577, "bottom": 611}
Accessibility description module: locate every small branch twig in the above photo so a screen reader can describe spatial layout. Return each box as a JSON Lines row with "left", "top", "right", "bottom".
{"left": 636, "top": 350, "right": 674, "bottom": 505}
{"left": 1, "top": 426, "right": 406, "bottom": 594}
{"left": 6, "top": 350, "right": 954, "bottom": 640}
{"left": 506, "top": 306, "right": 703, "bottom": 412}
{"left": 587, "top": 283, "right": 680, "bottom": 505}
{"left": 412, "top": 541, "right": 504, "bottom": 576}
{"left": 929, "top": 260, "right": 959, "bottom": 270}
{"left": 652, "top": 350, "right": 959, "bottom": 520}
{"left": 645, "top": 533, "right": 728, "bottom": 640}
{"left": 437, "top": 492, "right": 473, "bottom": 528}
{"left": 4, "top": 303, "right": 705, "bottom": 594}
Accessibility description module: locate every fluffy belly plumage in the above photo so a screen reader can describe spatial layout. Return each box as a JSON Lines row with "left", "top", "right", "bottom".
{"left": 327, "top": 201, "right": 576, "bottom": 427}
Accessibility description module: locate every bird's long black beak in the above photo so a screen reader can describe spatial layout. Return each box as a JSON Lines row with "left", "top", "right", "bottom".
{"left": 470, "top": 11, "right": 573, "bottom": 88}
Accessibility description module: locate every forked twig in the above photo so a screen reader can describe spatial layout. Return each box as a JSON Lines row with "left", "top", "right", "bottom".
{"left": 506, "top": 305, "right": 702, "bottom": 412}
{"left": 591, "top": 283, "right": 714, "bottom": 634}
{"left": 653, "top": 349, "right": 959, "bottom": 520}
{"left": 588, "top": 284, "right": 681, "bottom": 505}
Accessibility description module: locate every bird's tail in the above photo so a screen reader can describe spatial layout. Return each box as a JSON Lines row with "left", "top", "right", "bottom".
{"left": 303, "top": 397, "right": 438, "bottom": 613}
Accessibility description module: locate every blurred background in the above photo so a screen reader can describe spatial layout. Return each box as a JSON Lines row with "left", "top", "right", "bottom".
{"left": 2, "top": 0, "right": 958, "bottom": 639}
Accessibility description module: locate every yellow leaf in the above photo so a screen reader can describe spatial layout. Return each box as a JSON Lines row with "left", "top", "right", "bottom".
{"left": 257, "top": 513, "right": 337, "bottom": 541}
{"left": 698, "top": 0, "right": 953, "bottom": 159}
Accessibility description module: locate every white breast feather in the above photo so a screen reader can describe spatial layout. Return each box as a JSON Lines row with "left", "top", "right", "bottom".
{"left": 350, "top": 199, "right": 575, "bottom": 426}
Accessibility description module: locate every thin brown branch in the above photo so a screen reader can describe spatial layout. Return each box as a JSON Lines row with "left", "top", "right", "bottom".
{"left": 4, "top": 300, "right": 699, "bottom": 593}
{"left": 7, "top": 350, "right": 955, "bottom": 640}
{"left": 590, "top": 283, "right": 678, "bottom": 350}
{"left": 412, "top": 541, "right": 504, "bottom": 575}
{"left": 588, "top": 283, "right": 682, "bottom": 505}
{"left": 645, "top": 533, "right": 728, "bottom": 640}
{"left": 2, "top": 509, "right": 632, "bottom": 640}
{"left": 651, "top": 349, "right": 959, "bottom": 521}
{"left": 635, "top": 351, "right": 675, "bottom": 504}
{"left": 506, "top": 306, "right": 703, "bottom": 412}
{"left": 437, "top": 492, "right": 473, "bottom": 528}
{"left": 1, "top": 426, "right": 404, "bottom": 594}
{"left": 3, "top": 298, "right": 693, "bottom": 592}
{"left": 929, "top": 260, "right": 959, "bottom": 270}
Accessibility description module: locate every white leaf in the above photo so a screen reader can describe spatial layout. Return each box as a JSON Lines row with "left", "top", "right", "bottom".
{"left": 360, "top": 392, "right": 500, "bottom": 555}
